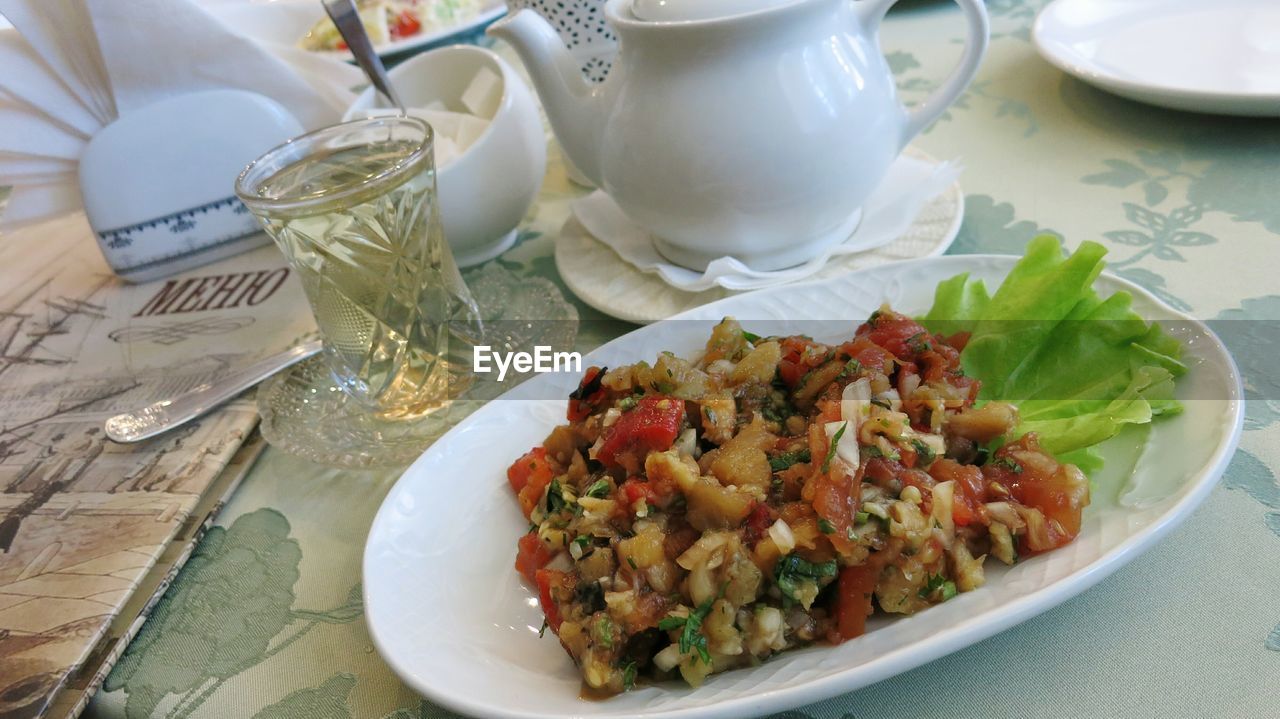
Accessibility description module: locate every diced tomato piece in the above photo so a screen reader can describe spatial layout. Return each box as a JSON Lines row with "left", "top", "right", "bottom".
{"left": 809, "top": 467, "right": 863, "bottom": 553}
{"left": 507, "top": 446, "right": 548, "bottom": 492}
{"left": 743, "top": 502, "right": 776, "bottom": 544}
{"left": 596, "top": 396, "right": 684, "bottom": 470}
{"left": 928, "top": 459, "right": 987, "bottom": 527}
{"left": 534, "top": 568, "right": 569, "bottom": 632}
{"left": 862, "top": 456, "right": 899, "bottom": 485}
{"left": 858, "top": 309, "right": 935, "bottom": 362}
{"left": 837, "top": 336, "right": 894, "bottom": 377}
{"left": 391, "top": 10, "right": 422, "bottom": 38}
{"left": 983, "top": 434, "right": 1089, "bottom": 552}
{"left": 778, "top": 336, "right": 826, "bottom": 388}
{"left": 815, "top": 398, "right": 841, "bottom": 424}
{"left": 620, "top": 476, "right": 659, "bottom": 507}
{"left": 508, "top": 447, "right": 555, "bottom": 518}
{"left": 567, "top": 366, "right": 608, "bottom": 422}
{"left": 831, "top": 563, "right": 879, "bottom": 642}
{"left": 919, "top": 341, "right": 962, "bottom": 383}
{"left": 515, "top": 532, "right": 554, "bottom": 584}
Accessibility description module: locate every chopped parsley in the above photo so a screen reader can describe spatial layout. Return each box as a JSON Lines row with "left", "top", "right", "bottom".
{"left": 818, "top": 518, "right": 836, "bottom": 534}
{"left": 546, "top": 479, "right": 568, "bottom": 513}
{"left": 910, "top": 439, "right": 937, "bottom": 464}
{"left": 822, "top": 422, "right": 847, "bottom": 472}
{"left": 838, "top": 358, "right": 862, "bottom": 379}
{"left": 595, "top": 616, "right": 615, "bottom": 648}
{"left": 991, "top": 456, "right": 1024, "bottom": 473}
{"left": 573, "top": 534, "right": 592, "bottom": 550}
{"left": 774, "top": 555, "right": 838, "bottom": 606}
{"left": 584, "top": 478, "right": 611, "bottom": 499}
{"left": 905, "top": 331, "right": 933, "bottom": 355}
{"left": 621, "top": 660, "right": 638, "bottom": 690}
{"left": 870, "top": 397, "right": 892, "bottom": 410}
{"left": 761, "top": 401, "right": 789, "bottom": 423}
{"left": 769, "top": 448, "right": 811, "bottom": 472}
{"left": 919, "top": 573, "right": 958, "bottom": 601}
{"left": 861, "top": 444, "right": 901, "bottom": 461}
{"left": 538, "top": 618, "right": 549, "bottom": 638}
{"left": 627, "top": 556, "right": 638, "bottom": 570}
{"left": 657, "top": 592, "right": 719, "bottom": 665}
{"left": 742, "top": 329, "right": 762, "bottom": 343}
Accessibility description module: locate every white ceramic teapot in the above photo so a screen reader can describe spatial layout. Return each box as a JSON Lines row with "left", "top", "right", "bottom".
{"left": 490, "top": 0, "right": 988, "bottom": 271}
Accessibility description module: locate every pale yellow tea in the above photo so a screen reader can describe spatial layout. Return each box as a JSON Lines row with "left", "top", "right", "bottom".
{"left": 240, "top": 120, "right": 479, "bottom": 419}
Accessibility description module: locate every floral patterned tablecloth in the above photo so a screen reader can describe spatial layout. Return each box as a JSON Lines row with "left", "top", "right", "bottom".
{"left": 86, "top": 2, "right": 1280, "bottom": 718}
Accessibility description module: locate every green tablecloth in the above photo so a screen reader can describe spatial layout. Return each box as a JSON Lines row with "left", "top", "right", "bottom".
{"left": 87, "top": 2, "right": 1280, "bottom": 717}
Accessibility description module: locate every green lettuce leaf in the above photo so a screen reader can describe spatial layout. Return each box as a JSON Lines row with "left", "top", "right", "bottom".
{"left": 923, "top": 235, "right": 1185, "bottom": 467}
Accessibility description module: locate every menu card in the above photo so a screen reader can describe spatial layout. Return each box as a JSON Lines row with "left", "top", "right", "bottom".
{"left": 0, "top": 210, "right": 313, "bottom": 718}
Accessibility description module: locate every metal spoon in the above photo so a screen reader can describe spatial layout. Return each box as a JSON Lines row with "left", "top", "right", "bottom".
{"left": 104, "top": 340, "right": 322, "bottom": 443}
{"left": 323, "top": 0, "right": 406, "bottom": 112}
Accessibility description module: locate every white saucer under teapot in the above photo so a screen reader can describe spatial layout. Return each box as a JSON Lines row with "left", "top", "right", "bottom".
{"left": 490, "top": 0, "right": 988, "bottom": 271}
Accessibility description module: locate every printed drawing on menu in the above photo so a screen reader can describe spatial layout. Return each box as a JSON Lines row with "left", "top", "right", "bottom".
{"left": 0, "top": 213, "right": 314, "bottom": 719}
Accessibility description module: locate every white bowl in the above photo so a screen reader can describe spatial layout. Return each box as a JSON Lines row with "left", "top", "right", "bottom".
{"left": 346, "top": 45, "right": 547, "bottom": 267}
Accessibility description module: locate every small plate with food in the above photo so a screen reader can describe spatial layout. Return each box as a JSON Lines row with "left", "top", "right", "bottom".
{"left": 363, "top": 237, "right": 1242, "bottom": 718}
{"left": 214, "top": 0, "right": 505, "bottom": 60}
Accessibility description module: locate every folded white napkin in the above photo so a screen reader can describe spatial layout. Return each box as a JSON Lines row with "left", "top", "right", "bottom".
{"left": 0, "top": 0, "right": 364, "bottom": 227}
{"left": 571, "top": 154, "right": 961, "bottom": 292}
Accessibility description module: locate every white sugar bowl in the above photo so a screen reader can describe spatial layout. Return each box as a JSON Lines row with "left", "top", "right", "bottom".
{"left": 346, "top": 45, "right": 547, "bottom": 267}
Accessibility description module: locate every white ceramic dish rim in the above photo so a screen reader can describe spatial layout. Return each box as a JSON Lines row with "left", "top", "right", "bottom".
{"left": 1031, "top": 0, "right": 1280, "bottom": 106}
{"left": 314, "top": 4, "right": 506, "bottom": 59}
{"left": 364, "top": 254, "right": 1244, "bottom": 719}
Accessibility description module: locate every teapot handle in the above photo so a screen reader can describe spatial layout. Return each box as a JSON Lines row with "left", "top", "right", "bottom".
{"left": 856, "top": 0, "right": 989, "bottom": 147}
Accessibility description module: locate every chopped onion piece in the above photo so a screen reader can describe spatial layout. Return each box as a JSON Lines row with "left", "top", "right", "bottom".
{"left": 930, "top": 480, "right": 956, "bottom": 548}
{"left": 767, "top": 518, "right": 795, "bottom": 555}
{"left": 653, "top": 643, "right": 684, "bottom": 671}
{"left": 675, "top": 427, "right": 697, "bottom": 457}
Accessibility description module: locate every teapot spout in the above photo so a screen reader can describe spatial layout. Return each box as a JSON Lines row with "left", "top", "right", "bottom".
{"left": 488, "top": 10, "right": 606, "bottom": 186}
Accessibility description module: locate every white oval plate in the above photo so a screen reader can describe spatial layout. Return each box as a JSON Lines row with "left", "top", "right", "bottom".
{"left": 211, "top": 1, "right": 505, "bottom": 60}
{"left": 1033, "top": 0, "right": 1280, "bottom": 116}
{"left": 364, "top": 254, "right": 1243, "bottom": 719}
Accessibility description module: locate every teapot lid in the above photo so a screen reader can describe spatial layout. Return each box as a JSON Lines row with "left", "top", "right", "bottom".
{"left": 630, "top": 0, "right": 797, "bottom": 22}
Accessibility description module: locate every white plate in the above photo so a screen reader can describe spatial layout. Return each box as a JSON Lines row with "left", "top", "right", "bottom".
{"left": 212, "top": 0, "right": 505, "bottom": 60}
{"left": 363, "top": 254, "right": 1243, "bottom": 719}
{"left": 557, "top": 146, "right": 964, "bottom": 324}
{"left": 1033, "top": 0, "right": 1280, "bottom": 116}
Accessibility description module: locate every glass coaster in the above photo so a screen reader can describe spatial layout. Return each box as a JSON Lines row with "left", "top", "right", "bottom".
{"left": 257, "top": 265, "right": 579, "bottom": 469}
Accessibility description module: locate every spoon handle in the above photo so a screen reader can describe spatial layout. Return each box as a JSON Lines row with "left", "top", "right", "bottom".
{"left": 103, "top": 340, "right": 324, "bottom": 443}
{"left": 323, "top": 0, "right": 406, "bottom": 112}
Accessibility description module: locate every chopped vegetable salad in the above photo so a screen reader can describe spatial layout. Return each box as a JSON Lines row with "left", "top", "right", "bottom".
{"left": 509, "top": 309, "right": 1087, "bottom": 694}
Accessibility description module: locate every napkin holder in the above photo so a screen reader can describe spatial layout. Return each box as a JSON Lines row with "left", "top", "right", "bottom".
{"left": 78, "top": 89, "right": 304, "bottom": 283}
